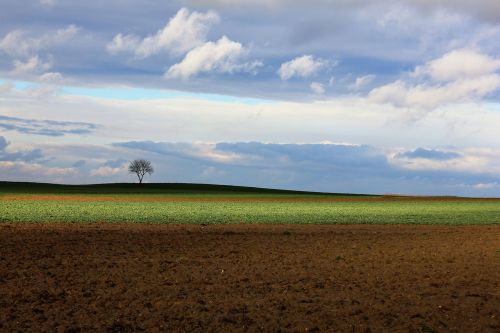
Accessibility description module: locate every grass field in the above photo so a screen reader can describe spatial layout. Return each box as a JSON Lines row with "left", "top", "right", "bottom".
{"left": 2, "top": 181, "right": 499, "bottom": 224}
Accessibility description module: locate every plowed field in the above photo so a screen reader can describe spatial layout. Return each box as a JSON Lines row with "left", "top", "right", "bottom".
{"left": 1, "top": 223, "right": 499, "bottom": 332}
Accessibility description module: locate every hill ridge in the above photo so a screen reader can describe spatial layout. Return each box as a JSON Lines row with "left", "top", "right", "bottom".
{"left": 0, "top": 181, "right": 372, "bottom": 196}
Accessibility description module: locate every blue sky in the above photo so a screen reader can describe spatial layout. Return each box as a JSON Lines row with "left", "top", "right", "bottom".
{"left": 2, "top": 0, "right": 500, "bottom": 195}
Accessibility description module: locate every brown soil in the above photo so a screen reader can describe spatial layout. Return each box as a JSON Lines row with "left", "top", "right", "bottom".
{"left": 0, "top": 224, "right": 499, "bottom": 332}
{"left": 3, "top": 194, "right": 500, "bottom": 203}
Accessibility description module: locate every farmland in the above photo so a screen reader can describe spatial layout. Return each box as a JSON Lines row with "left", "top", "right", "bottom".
{"left": 1, "top": 182, "right": 499, "bottom": 332}
{"left": 1, "top": 182, "right": 500, "bottom": 224}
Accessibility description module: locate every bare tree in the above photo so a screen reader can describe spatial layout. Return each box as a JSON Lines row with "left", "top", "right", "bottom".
{"left": 128, "top": 159, "right": 154, "bottom": 184}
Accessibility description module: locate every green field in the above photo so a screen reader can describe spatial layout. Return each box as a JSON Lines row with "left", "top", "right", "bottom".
{"left": 1, "top": 182, "right": 499, "bottom": 225}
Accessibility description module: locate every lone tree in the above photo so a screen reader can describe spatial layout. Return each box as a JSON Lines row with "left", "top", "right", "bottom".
{"left": 128, "top": 159, "right": 154, "bottom": 184}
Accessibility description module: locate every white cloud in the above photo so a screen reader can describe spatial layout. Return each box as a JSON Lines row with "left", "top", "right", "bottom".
{"left": 38, "top": 72, "right": 64, "bottom": 84}
{"left": 0, "top": 82, "right": 13, "bottom": 94}
{"left": 11, "top": 56, "right": 52, "bottom": 75}
{"left": 310, "top": 82, "right": 325, "bottom": 95}
{"left": 412, "top": 49, "right": 500, "bottom": 81}
{"left": 107, "top": 7, "right": 219, "bottom": 57}
{"left": 389, "top": 146, "right": 500, "bottom": 174}
{"left": 3, "top": 82, "right": 500, "bottom": 151}
{"left": 370, "top": 75, "right": 500, "bottom": 110}
{"left": 0, "top": 31, "right": 36, "bottom": 58}
{"left": 369, "top": 49, "right": 500, "bottom": 110}
{"left": 106, "top": 34, "right": 141, "bottom": 55}
{"left": 90, "top": 166, "right": 124, "bottom": 177}
{"left": 25, "top": 85, "right": 61, "bottom": 99}
{"left": 472, "top": 182, "right": 499, "bottom": 190}
{"left": 108, "top": 8, "right": 261, "bottom": 80}
{"left": 349, "top": 74, "right": 376, "bottom": 91}
{"left": 278, "top": 55, "right": 329, "bottom": 80}
{"left": 192, "top": 143, "right": 244, "bottom": 162}
{"left": 51, "top": 25, "right": 79, "bottom": 43}
{"left": 0, "top": 161, "right": 77, "bottom": 177}
{"left": 165, "top": 36, "right": 261, "bottom": 79}
{"left": 0, "top": 25, "right": 78, "bottom": 58}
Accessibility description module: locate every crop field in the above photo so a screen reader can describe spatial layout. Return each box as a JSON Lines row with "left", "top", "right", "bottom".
{"left": 2, "top": 182, "right": 500, "bottom": 224}
{"left": 1, "top": 182, "right": 499, "bottom": 332}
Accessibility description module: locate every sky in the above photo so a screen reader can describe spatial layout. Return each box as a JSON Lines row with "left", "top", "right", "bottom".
{"left": 1, "top": 0, "right": 500, "bottom": 195}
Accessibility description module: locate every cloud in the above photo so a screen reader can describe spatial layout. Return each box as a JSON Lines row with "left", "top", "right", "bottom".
{"left": 0, "top": 82, "right": 13, "bottom": 94}
{"left": 472, "top": 182, "right": 499, "bottom": 190}
{"left": 389, "top": 146, "right": 500, "bottom": 175}
{"left": 349, "top": 74, "right": 376, "bottom": 91}
{"left": 107, "top": 7, "right": 219, "bottom": 57}
{"left": 184, "top": 0, "right": 287, "bottom": 8}
{"left": 0, "top": 136, "right": 8, "bottom": 151}
{"left": 90, "top": 166, "right": 124, "bottom": 177}
{"left": 0, "top": 148, "right": 44, "bottom": 163}
{"left": 114, "top": 140, "right": 244, "bottom": 163}
{"left": 369, "top": 75, "right": 500, "bottom": 110}
{"left": 186, "top": 0, "right": 500, "bottom": 22}
{"left": 165, "top": 36, "right": 261, "bottom": 79}
{"left": 0, "top": 25, "right": 78, "bottom": 58}
{"left": 412, "top": 49, "right": 500, "bottom": 81}
{"left": 0, "top": 115, "right": 98, "bottom": 137}
{"left": 3, "top": 1, "right": 497, "bottom": 101}
{"left": 113, "top": 140, "right": 405, "bottom": 192}
{"left": 0, "top": 161, "right": 77, "bottom": 177}
{"left": 73, "top": 159, "right": 86, "bottom": 168}
{"left": 114, "top": 140, "right": 500, "bottom": 194}
{"left": 403, "top": 0, "right": 500, "bottom": 22}
{"left": 103, "top": 158, "right": 129, "bottom": 168}
{"left": 310, "top": 82, "right": 325, "bottom": 95}
{"left": 11, "top": 55, "right": 52, "bottom": 75}
{"left": 2, "top": 137, "right": 500, "bottom": 195}
{"left": 0, "top": 30, "right": 36, "bottom": 58}
{"left": 38, "top": 72, "right": 64, "bottom": 83}
{"left": 4, "top": 82, "right": 500, "bottom": 150}
{"left": 396, "top": 148, "right": 462, "bottom": 160}
{"left": 16, "top": 84, "right": 60, "bottom": 99}
{"left": 369, "top": 49, "right": 500, "bottom": 110}
{"left": 214, "top": 142, "right": 388, "bottom": 169}
{"left": 106, "top": 34, "right": 141, "bottom": 55}
{"left": 107, "top": 7, "right": 261, "bottom": 80}
{"left": 278, "top": 55, "right": 329, "bottom": 80}
{"left": 0, "top": 136, "right": 44, "bottom": 162}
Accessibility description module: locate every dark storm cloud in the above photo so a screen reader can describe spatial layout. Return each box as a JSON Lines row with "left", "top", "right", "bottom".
{"left": 0, "top": 115, "right": 98, "bottom": 137}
